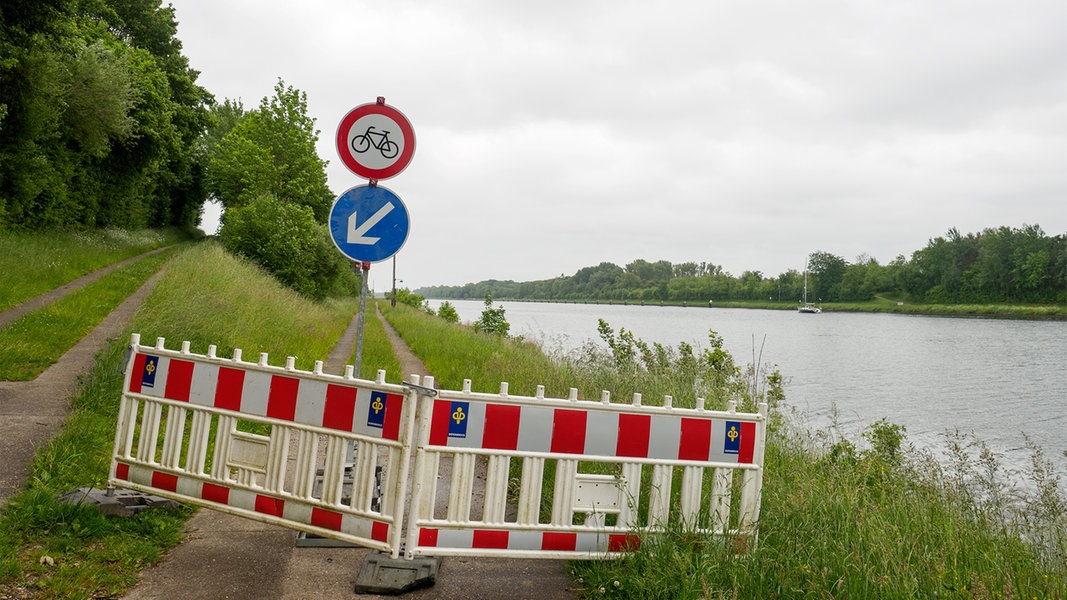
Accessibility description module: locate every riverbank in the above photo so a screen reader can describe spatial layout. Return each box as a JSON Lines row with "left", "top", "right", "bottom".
{"left": 435, "top": 296, "right": 1067, "bottom": 320}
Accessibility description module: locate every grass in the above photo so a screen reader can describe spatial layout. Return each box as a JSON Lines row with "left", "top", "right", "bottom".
{"left": 0, "top": 227, "right": 196, "bottom": 312}
{"left": 383, "top": 302, "right": 1066, "bottom": 599}
{"left": 0, "top": 246, "right": 184, "bottom": 381}
{"left": 379, "top": 302, "right": 582, "bottom": 397}
{"left": 354, "top": 301, "right": 404, "bottom": 382}
{"left": 0, "top": 240, "right": 389, "bottom": 599}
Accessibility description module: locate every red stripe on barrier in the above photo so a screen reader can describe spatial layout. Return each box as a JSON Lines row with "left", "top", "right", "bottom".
{"left": 551, "top": 409, "right": 587, "bottom": 454}
{"left": 472, "top": 529, "right": 509, "bottom": 549}
{"left": 483, "top": 404, "right": 521, "bottom": 450}
{"left": 254, "top": 494, "right": 285, "bottom": 517}
{"left": 322, "top": 384, "right": 357, "bottom": 431}
{"left": 164, "top": 359, "right": 194, "bottom": 402}
{"left": 115, "top": 463, "right": 130, "bottom": 480}
{"left": 215, "top": 366, "right": 245, "bottom": 411}
{"left": 419, "top": 528, "right": 439, "bottom": 547}
{"left": 608, "top": 534, "right": 641, "bottom": 552}
{"left": 382, "top": 394, "right": 404, "bottom": 440}
{"left": 152, "top": 471, "right": 178, "bottom": 493}
{"left": 201, "top": 482, "right": 229, "bottom": 504}
{"left": 372, "top": 521, "right": 389, "bottom": 542}
{"left": 267, "top": 376, "right": 299, "bottom": 421}
{"left": 678, "top": 418, "right": 712, "bottom": 461}
{"left": 311, "top": 507, "right": 343, "bottom": 531}
{"left": 129, "top": 354, "right": 147, "bottom": 393}
{"left": 739, "top": 421, "right": 756, "bottom": 464}
{"left": 429, "top": 400, "right": 451, "bottom": 446}
{"left": 616, "top": 413, "right": 651, "bottom": 457}
{"left": 542, "top": 532, "right": 577, "bottom": 551}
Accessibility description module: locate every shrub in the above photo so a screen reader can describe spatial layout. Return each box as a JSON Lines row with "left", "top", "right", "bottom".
{"left": 437, "top": 300, "right": 459, "bottom": 323}
{"left": 218, "top": 194, "right": 354, "bottom": 299}
{"left": 473, "top": 294, "right": 509, "bottom": 335}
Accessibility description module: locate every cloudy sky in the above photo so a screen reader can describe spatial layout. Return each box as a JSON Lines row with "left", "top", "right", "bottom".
{"left": 173, "top": 0, "right": 1067, "bottom": 291}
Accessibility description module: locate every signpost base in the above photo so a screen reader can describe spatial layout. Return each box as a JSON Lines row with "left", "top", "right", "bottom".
{"left": 354, "top": 551, "right": 439, "bottom": 595}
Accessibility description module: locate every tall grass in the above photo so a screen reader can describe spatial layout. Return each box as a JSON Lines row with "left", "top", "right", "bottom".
{"left": 0, "top": 240, "right": 384, "bottom": 599}
{"left": 383, "top": 302, "right": 1066, "bottom": 598}
{"left": 0, "top": 227, "right": 195, "bottom": 311}
{"left": 133, "top": 242, "right": 357, "bottom": 369}
{"left": 380, "top": 303, "right": 582, "bottom": 397}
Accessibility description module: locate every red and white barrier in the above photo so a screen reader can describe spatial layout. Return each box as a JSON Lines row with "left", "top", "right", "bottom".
{"left": 110, "top": 334, "right": 416, "bottom": 556}
{"left": 110, "top": 334, "right": 767, "bottom": 562}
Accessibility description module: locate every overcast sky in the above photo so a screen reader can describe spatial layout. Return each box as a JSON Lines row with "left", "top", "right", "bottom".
{"left": 174, "top": 0, "right": 1067, "bottom": 291}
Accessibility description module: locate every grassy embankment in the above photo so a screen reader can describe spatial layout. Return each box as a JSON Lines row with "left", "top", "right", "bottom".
{"left": 0, "top": 240, "right": 399, "bottom": 599}
{"left": 0, "top": 227, "right": 194, "bottom": 312}
{"left": 382, "top": 303, "right": 1067, "bottom": 599}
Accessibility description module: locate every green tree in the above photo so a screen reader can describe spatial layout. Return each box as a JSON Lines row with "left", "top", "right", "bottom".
{"left": 207, "top": 80, "right": 331, "bottom": 222}
{"left": 437, "top": 301, "right": 459, "bottom": 323}
{"left": 808, "top": 251, "right": 847, "bottom": 302}
{"left": 0, "top": 0, "right": 212, "bottom": 229}
{"left": 474, "top": 294, "right": 509, "bottom": 336}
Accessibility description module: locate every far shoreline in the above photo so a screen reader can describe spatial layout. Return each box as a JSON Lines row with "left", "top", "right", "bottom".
{"left": 421, "top": 297, "right": 1067, "bottom": 321}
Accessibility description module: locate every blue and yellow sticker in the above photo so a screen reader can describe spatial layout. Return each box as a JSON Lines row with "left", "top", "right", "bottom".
{"left": 724, "top": 421, "right": 741, "bottom": 455}
{"left": 448, "top": 401, "right": 469, "bottom": 438}
{"left": 367, "top": 391, "right": 388, "bottom": 429}
{"left": 142, "top": 355, "right": 160, "bottom": 388}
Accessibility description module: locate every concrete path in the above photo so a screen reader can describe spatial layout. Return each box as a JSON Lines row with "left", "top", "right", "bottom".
{"left": 0, "top": 269, "right": 166, "bottom": 503}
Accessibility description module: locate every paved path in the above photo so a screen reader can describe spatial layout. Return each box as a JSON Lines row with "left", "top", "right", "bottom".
{"left": 0, "top": 269, "right": 166, "bottom": 503}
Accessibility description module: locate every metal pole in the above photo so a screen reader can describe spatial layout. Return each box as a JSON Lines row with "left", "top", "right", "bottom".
{"left": 391, "top": 255, "right": 397, "bottom": 308}
{"left": 353, "top": 261, "right": 370, "bottom": 378}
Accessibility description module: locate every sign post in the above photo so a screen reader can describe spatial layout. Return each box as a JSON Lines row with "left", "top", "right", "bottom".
{"left": 332, "top": 98, "right": 415, "bottom": 379}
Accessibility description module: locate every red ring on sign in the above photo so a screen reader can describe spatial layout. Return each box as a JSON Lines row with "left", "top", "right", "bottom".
{"left": 336, "top": 103, "right": 416, "bottom": 180}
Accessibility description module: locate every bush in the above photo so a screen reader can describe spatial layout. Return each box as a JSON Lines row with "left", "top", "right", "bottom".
{"left": 473, "top": 294, "right": 509, "bottom": 336}
{"left": 437, "top": 300, "right": 459, "bottom": 323}
{"left": 218, "top": 194, "right": 355, "bottom": 299}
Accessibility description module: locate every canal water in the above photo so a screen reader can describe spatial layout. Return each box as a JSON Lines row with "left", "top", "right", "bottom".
{"left": 428, "top": 299, "right": 1067, "bottom": 480}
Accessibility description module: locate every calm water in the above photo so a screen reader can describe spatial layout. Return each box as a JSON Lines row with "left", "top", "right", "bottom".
{"left": 430, "top": 300, "right": 1067, "bottom": 479}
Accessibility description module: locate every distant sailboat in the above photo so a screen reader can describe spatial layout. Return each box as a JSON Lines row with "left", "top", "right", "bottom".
{"left": 798, "top": 269, "right": 821, "bottom": 314}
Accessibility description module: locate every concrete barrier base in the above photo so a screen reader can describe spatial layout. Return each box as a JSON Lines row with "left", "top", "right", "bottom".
{"left": 353, "top": 550, "right": 439, "bottom": 595}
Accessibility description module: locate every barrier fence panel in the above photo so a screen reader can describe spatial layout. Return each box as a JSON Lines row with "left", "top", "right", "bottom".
{"left": 404, "top": 377, "right": 767, "bottom": 560}
{"left": 109, "top": 334, "right": 768, "bottom": 564}
{"left": 109, "top": 334, "right": 418, "bottom": 558}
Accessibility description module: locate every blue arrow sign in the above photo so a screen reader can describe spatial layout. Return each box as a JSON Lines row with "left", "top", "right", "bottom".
{"left": 329, "top": 185, "right": 410, "bottom": 262}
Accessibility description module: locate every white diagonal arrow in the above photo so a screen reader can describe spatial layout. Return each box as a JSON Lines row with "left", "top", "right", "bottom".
{"left": 347, "top": 202, "right": 394, "bottom": 244}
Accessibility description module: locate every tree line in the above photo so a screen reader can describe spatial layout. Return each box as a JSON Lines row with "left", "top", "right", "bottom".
{"left": 2, "top": 1, "right": 355, "bottom": 300}
{"left": 417, "top": 225, "right": 1066, "bottom": 305}
{"left": 1, "top": 0, "right": 213, "bottom": 229}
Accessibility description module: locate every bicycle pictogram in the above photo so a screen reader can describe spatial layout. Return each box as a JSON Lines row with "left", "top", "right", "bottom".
{"left": 351, "top": 126, "right": 399, "bottom": 159}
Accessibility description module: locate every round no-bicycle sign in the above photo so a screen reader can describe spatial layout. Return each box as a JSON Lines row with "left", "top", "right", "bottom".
{"left": 336, "top": 102, "right": 415, "bottom": 180}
